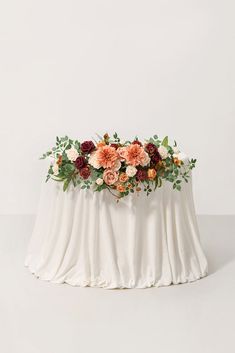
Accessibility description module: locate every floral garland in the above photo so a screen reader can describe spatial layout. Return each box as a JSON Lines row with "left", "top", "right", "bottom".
{"left": 41, "top": 133, "right": 196, "bottom": 200}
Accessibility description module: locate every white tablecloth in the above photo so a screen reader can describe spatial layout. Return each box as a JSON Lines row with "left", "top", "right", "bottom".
{"left": 25, "top": 177, "right": 208, "bottom": 289}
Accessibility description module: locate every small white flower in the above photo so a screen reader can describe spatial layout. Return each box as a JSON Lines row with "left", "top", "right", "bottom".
{"left": 96, "top": 178, "right": 104, "bottom": 186}
{"left": 52, "top": 163, "right": 59, "bottom": 175}
{"left": 173, "top": 146, "right": 180, "bottom": 154}
{"left": 126, "top": 165, "right": 137, "bottom": 177}
{"left": 158, "top": 146, "right": 168, "bottom": 159}
{"left": 174, "top": 152, "right": 187, "bottom": 161}
{"left": 66, "top": 147, "right": 79, "bottom": 162}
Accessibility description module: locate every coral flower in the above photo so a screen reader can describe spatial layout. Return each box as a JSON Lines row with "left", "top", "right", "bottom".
{"left": 117, "top": 147, "right": 127, "bottom": 161}
{"left": 119, "top": 172, "right": 129, "bottom": 183}
{"left": 116, "top": 183, "right": 126, "bottom": 193}
{"left": 112, "top": 159, "right": 121, "bottom": 171}
{"left": 96, "top": 145, "right": 119, "bottom": 169}
{"left": 103, "top": 168, "right": 119, "bottom": 185}
{"left": 125, "top": 144, "right": 150, "bottom": 167}
{"left": 89, "top": 151, "right": 101, "bottom": 169}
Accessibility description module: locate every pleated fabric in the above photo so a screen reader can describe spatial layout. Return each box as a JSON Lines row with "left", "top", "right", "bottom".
{"left": 25, "top": 178, "right": 208, "bottom": 289}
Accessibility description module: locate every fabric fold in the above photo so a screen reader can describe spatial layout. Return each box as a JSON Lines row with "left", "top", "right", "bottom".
{"left": 25, "top": 178, "right": 208, "bottom": 289}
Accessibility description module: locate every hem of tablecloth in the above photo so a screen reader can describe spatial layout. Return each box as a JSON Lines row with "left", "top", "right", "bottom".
{"left": 25, "top": 263, "right": 208, "bottom": 289}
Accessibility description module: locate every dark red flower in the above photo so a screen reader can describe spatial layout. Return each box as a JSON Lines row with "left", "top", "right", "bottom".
{"left": 80, "top": 140, "right": 95, "bottom": 154}
{"left": 132, "top": 140, "right": 142, "bottom": 146}
{"left": 151, "top": 152, "right": 161, "bottom": 164}
{"left": 74, "top": 156, "right": 87, "bottom": 170}
{"left": 110, "top": 143, "right": 119, "bottom": 149}
{"left": 79, "top": 166, "right": 91, "bottom": 179}
{"left": 145, "top": 143, "right": 158, "bottom": 156}
{"left": 136, "top": 169, "right": 148, "bottom": 181}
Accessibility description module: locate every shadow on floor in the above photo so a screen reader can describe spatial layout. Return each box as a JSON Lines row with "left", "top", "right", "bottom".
{"left": 198, "top": 215, "right": 235, "bottom": 275}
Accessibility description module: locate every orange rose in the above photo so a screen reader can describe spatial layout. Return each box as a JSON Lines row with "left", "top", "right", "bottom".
{"left": 173, "top": 157, "right": 182, "bottom": 166}
{"left": 119, "top": 172, "right": 129, "bottom": 183}
{"left": 116, "top": 183, "right": 126, "bottom": 193}
{"left": 147, "top": 168, "right": 157, "bottom": 180}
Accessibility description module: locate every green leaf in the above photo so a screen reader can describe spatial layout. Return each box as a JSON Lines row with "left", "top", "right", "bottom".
{"left": 63, "top": 179, "right": 70, "bottom": 191}
{"left": 162, "top": 136, "right": 168, "bottom": 147}
{"left": 158, "top": 178, "right": 162, "bottom": 188}
{"left": 45, "top": 174, "right": 50, "bottom": 182}
{"left": 65, "top": 164, "right": 75, "bottom": 173}
{"left": 154, "top": 177, "right": 158, "bottom": 190}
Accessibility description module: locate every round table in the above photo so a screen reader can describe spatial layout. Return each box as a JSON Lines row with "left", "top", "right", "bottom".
{"left": 25, "top": 174, "right": 208, "bottom": 289}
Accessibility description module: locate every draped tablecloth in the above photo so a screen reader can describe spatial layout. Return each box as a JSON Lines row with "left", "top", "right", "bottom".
{"left": 25, "top": 176, "right": 208, "bottom": 289}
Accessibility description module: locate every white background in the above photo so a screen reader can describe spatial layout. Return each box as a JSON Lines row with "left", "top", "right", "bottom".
{"left": 0, "top": 0, "right": 234, "bottom": 215}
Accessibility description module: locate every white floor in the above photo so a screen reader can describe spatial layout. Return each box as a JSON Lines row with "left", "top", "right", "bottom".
{"left": 0, "top": 215, "right": 234, "bottom": 353}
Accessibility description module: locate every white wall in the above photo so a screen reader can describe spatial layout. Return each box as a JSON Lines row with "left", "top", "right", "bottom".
{"left": 0, "top": 0, "right": 234, "bottom": 215}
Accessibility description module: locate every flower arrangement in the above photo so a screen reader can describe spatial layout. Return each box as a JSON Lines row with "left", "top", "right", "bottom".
{"left": 40, "top": 133, "right": 196, "bottom": 200}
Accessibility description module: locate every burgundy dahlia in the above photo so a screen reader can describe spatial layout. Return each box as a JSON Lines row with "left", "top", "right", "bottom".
{"left": 79, "top": 166, "right": 91, "bottom": 179}
{"left": 74, "top": 156, "right": 87, "bottom": 170}
{"left": 136, "top": 169, "right": 148, "bottom": 181}
{"left": 145, "top": 143, "right": 158, "bottom": 156}
{"left": 80, "top": 140, "right": 95, "bottom": 154}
